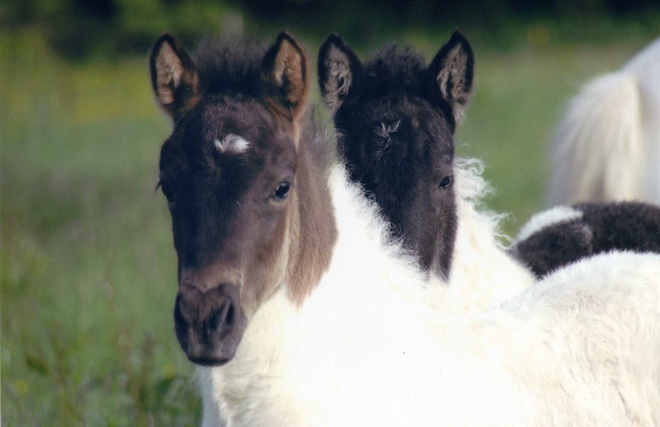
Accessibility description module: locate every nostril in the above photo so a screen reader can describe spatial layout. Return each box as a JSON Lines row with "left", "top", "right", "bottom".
{"left": 214, "top": 299, "right": 235, "bottom": 337}
{"left": 226, "top": 303, "right": 235, "bottom": 328}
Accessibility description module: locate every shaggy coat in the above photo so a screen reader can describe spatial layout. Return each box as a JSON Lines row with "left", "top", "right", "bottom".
{"left": 202, "top": 162, "right": 660, "bottom": 426}
{"left": 512, "top": 202, "right": 660, "bottom": 277}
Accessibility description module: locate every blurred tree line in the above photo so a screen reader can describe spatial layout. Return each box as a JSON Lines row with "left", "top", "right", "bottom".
{"left": 1, "top": 0, "right": 659, "bottom": 61}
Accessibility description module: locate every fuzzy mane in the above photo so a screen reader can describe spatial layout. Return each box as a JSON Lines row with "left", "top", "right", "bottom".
{"left": 454, "top": 157, "right": 507, "bottom": 242}
{"left": 442, "top": 156, "right": 536, "bottom": 314}
{"left": 329, "top": 164, "right": 424, "bottom": 272}
{"left": 193, "top": 37, "right": 271, "bottom": 96}
{"left": 362, "top": 44, "right": 428, "bottom": 95}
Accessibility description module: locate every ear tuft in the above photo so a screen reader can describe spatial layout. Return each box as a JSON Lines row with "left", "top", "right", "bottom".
{"left": 318, "top": 34, "right": 362, "bottom": 114}
{"left": 149, "top": 34, "right": 200, "bottom": 121}
{"left": 427, "top": 30, "right": 474, "bottom": 124}
{"left": 262, "top": 32, "right": 310, "bottom": 122}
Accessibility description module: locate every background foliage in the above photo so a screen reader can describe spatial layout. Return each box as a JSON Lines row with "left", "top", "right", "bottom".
{"left": 2, "top": 0, "right": 659, "bottom": 60}
{"left": 1, "top": 0, "right": 659, "bottom": 425}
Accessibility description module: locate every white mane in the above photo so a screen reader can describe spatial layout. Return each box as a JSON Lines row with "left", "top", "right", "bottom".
{"left": 199, "top": 163, "right": 660, "bottom": 426}
{"left": 440, "top": 157, "right": 535, "bottom": 314}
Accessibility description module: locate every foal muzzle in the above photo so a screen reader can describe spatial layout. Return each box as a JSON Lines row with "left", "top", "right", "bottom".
{"left": 173, "top": 282, "right": 246, "bottom": 366}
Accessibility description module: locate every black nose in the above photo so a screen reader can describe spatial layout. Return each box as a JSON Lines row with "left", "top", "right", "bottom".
{"left": 173, "top": 283, "right": 246, "bottom": 366}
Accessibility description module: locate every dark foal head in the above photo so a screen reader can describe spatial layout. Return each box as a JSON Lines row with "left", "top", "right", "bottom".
{"left": 150, "top": 32, "right": 335, "bottom": 366}
{"left": 318, "top": 31, "right": 474, "bottom": 278}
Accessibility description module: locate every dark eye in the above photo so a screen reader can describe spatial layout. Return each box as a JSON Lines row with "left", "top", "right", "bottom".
{"left": 273, "top": 181, "right": 291, "bottom": 200}
{"left": 439, "top": 176, "right": 452, "bottom": 189}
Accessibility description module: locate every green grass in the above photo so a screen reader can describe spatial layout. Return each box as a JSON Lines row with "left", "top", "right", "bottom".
{"left": 1, "top": 32, "right": 200, "bottom": 426}
{"left": 0, "top": 29, "right": 654, "bottom": 425}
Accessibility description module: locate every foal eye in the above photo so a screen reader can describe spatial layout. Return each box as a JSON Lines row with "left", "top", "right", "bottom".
{"left": 439, "top": 176, "right": 452, "bottom": 189}
{"left": 273, "top": 181, "right": 291, "bottom": 200}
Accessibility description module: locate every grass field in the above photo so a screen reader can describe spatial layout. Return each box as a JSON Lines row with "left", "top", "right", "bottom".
{"left": 0, "top": 28, "right": 654, "bottom": 425}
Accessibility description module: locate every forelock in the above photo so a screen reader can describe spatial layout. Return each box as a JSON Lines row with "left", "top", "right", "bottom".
{"left": 363, "top": 44, "right": 427, "bottom": 94}
{"left": 193, "top": 36, "right": 271, "bottom": 96}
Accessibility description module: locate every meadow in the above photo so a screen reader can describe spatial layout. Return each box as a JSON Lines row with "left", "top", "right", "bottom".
{"left": 0, "top": 27, "right": 654, "bottom": 425}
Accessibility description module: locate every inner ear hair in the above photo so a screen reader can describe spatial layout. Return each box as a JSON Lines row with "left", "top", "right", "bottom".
{"left": 262, "top": 32, "right": 310, "bottom": 122}
{"left": 149, "top": 34, "right": 200, "bottom": 121}
{"left": 318, "top": 34, "right": 360, "bottom": 114}
{"left": 428, "top": 31, "right": 474, "bottom": 124}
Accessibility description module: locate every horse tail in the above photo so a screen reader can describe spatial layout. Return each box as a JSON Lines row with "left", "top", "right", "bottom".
{"left": 548, "top": 71, "right": 644, "bottom": 205}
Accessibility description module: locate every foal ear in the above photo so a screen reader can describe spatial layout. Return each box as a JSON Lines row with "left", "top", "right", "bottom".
{"left": 427, "top": 31, "right": 474, "bottom": 124}
{"left": 261, "top": 32, "right": 310, "bottom": 122}
{"left": 318, "top": 34, "right": 361, "bottom": 114}
{"left": 149, "top": 34, "right": 201, "bottom": 121}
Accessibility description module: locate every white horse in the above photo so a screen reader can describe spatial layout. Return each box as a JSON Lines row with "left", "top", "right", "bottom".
{"left": 548, "top": 37, "right": 660, "bottom": 205}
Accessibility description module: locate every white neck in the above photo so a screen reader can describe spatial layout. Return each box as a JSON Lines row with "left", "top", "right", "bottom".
{"left": 203, "top": 165, "right": 470, "bottom": 425}
{"left": 199, "top": 164, "right": 660, "bottom": 427}
{"left": 204, "top": 161, "right": 534, "bottom": 425}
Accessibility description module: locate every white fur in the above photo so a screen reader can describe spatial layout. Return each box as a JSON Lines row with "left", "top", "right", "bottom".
{"left": 513, "top": 205, "right": 584, "bottom": 243}
{"left": 199, "top": 163, "right": 660, "bottom": 426}
{"left": 214, "top": 134, "right": 250, "bottom": 154}
{"left": 443, "top": 158, "right": 536, "bottom": 314}
{"left": 549, "top": 37, "right": 660, "bottom": 205}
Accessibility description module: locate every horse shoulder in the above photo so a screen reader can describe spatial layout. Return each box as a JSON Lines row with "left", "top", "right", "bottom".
{"left": 487, "top": 252, "right": 660, "bottom": 425}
